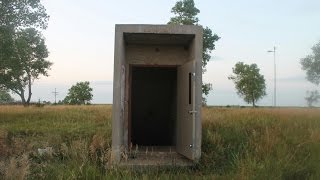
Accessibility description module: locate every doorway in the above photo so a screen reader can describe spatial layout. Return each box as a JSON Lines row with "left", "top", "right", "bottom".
{"left": 130, "top": 66, "right": 177, "bottom": 146}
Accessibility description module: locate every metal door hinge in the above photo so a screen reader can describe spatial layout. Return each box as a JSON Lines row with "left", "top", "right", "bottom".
{"left": 188, "top": 110, "right": 197, "bottom": 114}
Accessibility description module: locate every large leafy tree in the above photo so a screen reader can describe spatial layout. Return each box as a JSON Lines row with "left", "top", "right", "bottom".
{"left": 63, "top": 81, "right": 93, "bottom": 105}
{"left": 300, "top": 41, "right": 320, "bottom": 107}
{"left": 0, "top": 0, "right": 50, "bottom": 106}
{"left": 168, "top": 0, "right": 220, "bottom": 104}
{"left": 228, "top": 62, "right": 266, "bottom": 107}
{"left": 0, "top": 28, "right": 51, "bottom": 105}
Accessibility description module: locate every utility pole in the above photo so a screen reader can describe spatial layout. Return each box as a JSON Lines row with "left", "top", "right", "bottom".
{"left": 268, "top": 46, "right": 276, "bottom": 107}
{"left": 52, "top": 88, "right": 59, "bottom": 104}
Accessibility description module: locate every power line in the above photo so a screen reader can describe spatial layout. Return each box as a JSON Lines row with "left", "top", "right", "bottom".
{"left": 268, "top": 46, "right": 277, "bottom": 107}
{"left": 52, "top": 88, "right": 59, "bottom": 104}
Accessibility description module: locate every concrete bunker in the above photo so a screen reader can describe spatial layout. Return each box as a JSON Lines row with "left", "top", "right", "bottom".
{"left": 112, "top": 25, "right": 203, "bottom": 166}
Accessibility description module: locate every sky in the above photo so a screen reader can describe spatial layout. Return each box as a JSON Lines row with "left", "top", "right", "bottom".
{"left": 13, "top": 0, "right": 320, "bottom": 106}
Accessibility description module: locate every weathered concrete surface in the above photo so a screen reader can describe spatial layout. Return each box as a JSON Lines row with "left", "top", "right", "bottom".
{"left": 124, "top": 33, "right": 195, "bottom": 45}
{"left": 126, "top": 44, "right": 189, "bottom": 65}
{"left": 119, "top": 149, "right": 193, "bottom": 167}
{"left": 112, "top": 24, "right": 203, "bottom": 165}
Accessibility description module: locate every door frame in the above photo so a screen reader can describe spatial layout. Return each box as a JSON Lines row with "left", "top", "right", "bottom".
{"left": 127, "top": 64, "right": 178, "bottom": 148}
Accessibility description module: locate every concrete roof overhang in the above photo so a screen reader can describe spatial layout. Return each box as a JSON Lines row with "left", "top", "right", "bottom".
{"left": 117, "top": 24, "right": 201, "bottom": 46}
{"left": 124, "top": 33, "right": 195, "bottom": 45}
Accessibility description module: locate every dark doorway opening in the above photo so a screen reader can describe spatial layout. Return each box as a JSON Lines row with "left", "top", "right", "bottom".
{"left": 130, "top": 66, "right": 177, "bottom": 146}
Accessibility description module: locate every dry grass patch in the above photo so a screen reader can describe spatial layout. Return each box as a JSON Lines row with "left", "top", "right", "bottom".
{"left": 0, "top": 105, "right": 319, "bottom": 179}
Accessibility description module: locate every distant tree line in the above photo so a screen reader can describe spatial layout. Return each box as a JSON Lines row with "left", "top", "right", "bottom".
{"left": 0, "top": 81, "right": 94, "bottom": 106}
{"left": 63, "top": 81, "right": 93, "bottom": 105}
{"left": 45, "top": 81, "right": 93, "bottom": 105}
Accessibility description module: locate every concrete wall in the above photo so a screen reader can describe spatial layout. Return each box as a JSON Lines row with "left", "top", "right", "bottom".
{"left": 126, "top": 45, "right": 189, "bottom": 65}
{"left": 111, "top": 27, "right": 125, "bottom": 162}
{"left": 112, "top": 24, "right": 203, "bottom": 164}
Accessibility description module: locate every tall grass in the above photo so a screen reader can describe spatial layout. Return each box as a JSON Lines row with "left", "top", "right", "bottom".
{"left": 201, "top": 107, "right": 320, "bottom": 179}
{"left": 0, "top": 105, "right": 319, "bottom": 179}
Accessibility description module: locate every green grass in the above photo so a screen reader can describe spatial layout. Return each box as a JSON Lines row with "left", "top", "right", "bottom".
{"left": 0, "top": 105, "right": 320, "bottom": 179}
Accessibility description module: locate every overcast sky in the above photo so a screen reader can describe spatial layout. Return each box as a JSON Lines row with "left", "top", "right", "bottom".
{"left": 16, "top": 0, "right": 320, "bottom": 106}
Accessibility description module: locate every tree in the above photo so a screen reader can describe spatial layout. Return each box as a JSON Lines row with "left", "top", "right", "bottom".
{"left": 300, "top": 41, "right": 320, "bottom": 85}
{"left": 228, "top": 62, "right": 266, "bottom": 107}
{"left": 63, "top": 81, "right": 93, "bottom": 105}
{"left": 0, "top": 0, "right": 50, "bottom": 106}
{"left": 0, "top": 0, "right": 49, "bottom": 62}
{"left": 0, "top": 28, "right": 51, "bottom": 105}
{"left": 0, "top": 88, "right": 14, "bottom": 104}
{"left": 201, "top": 83, "right": 212, "bottom": 106}
{"left": 305, "top": 90, "right": 320, "bottom": 107}
{"left": 300, "top": 41, "right": 320, "bottom": 107}
{"left": 0, "top": 0, "right": 49, "bottom": 29}
{"left": 168, "top": 0, "right": 220, "bottom": 103}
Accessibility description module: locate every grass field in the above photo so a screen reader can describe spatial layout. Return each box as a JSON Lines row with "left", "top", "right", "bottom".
{"left": 0, "top": 105, "right": 319, "bottom": 179}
